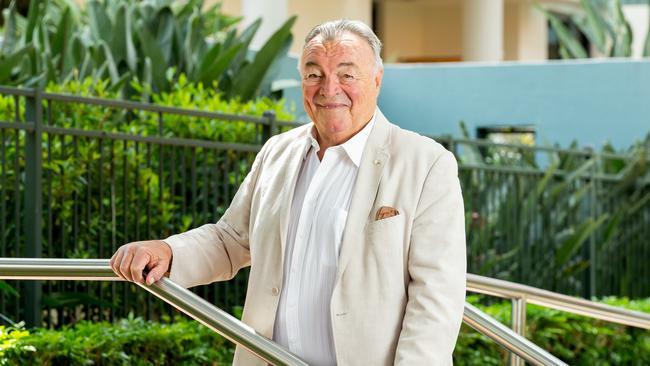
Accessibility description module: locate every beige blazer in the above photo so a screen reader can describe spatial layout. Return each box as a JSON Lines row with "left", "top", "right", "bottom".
{"left": 165, "top": 109, "right": 466, "bottom": 365}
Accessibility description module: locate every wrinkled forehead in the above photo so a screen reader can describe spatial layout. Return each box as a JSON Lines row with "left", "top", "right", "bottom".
{"left": 301, "top": 32, "right": 373, "bottom": 69}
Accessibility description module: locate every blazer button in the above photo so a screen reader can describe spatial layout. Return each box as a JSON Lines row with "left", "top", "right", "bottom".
{"left": 271, "top": 287, "right": 280, "bottom": 296}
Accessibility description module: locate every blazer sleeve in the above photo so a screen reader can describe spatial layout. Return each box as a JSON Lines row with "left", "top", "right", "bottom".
{"left": 394, "top": 150, "right": 467, "bottom": 365}
{"left": 163, "top": 138, "right": 272, "bottom": 288}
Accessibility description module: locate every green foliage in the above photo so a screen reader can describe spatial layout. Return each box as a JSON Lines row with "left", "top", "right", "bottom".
{"left": 453, "top": 296, "right": 650, "bottom": 365}
{"left": 1, "top": 316, "right": 233, "bottom": 365}
{"left": 2, "top": 298, "right": 648, "bottom": 365}
{"left": 458, "top": 122, "right": 650, "bottom": 296}
{"left": 537, "top": 0, "right": 645, "bottom": 58}
{"left": 0, "top": 0, "right": 297, "bottom": 100}
{"left": 0, "top": 322, "right": 34, "bottom": 365}
{"left": 0, "top": 78, "right": 295, "bottom": 322}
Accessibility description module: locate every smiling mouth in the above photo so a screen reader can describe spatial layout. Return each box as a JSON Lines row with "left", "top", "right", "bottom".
{"left": 316, "top": 103, "right": 349, "bottom": 109}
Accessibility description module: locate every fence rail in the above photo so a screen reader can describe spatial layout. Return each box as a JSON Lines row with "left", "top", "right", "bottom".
{"left": 0, "top": 86, "right": 648, "bottom": 328}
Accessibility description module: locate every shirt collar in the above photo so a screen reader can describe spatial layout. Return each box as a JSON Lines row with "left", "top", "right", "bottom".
{"left": 303, "top": 111, "right": 377, "bottom": 167}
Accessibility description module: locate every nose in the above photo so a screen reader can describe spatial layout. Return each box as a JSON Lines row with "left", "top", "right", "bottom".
{"left": 319, "top": 75, "right": 341, "bottom": 97}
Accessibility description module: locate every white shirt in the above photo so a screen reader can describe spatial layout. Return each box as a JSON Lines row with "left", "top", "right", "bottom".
{"left": 272, "top": 115, "right": 376, "bottom": 366}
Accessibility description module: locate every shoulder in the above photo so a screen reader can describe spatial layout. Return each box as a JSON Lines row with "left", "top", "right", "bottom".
{"left": 385, "top": 121, "right": 457, "bottom": 172}
{"left": 257, "top": 123, "right": 311, "bottom": 157}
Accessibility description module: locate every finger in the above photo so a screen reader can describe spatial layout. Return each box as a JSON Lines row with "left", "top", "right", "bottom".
{"left": 111, "top": 248, "right": 125, "bottom": 279}
{"left": 119, "top": 247, "right": 135, "bottom": 282}
{"left": 146, "top": 261, "right": 169, "bottom": 285}
{"left": 130, "top": 249, "right": 151, "bottom": 285}
{"left": 109, "top": 250, "right": 117, "bottom": 267}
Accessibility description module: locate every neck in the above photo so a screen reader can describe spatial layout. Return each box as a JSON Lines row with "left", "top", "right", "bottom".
{"left": 313, "top": 114, "right": 374, "bottom": 160}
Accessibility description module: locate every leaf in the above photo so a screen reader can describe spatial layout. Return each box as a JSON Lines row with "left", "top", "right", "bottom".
{"left": 68, "top": 34, "right": 85, "bottom": 70}
{"left": 535, "top": 160, "right": 559, "bottom": 200}
{"left": 196, "top": 43, "right": 242, "bottom": 85}
{"left": 549, "top": 158, "right": 595, "bottom": 202}
{"left": 599, "top": 207, "right": 625, "bottom": 251}
{"left": 0, "top": 280, "right": 19, "bottom": 298}
{"left": 25, "top": 0, "right": 46, "bottom": 44}
{"left": 195, "top": 42, "right": 222, "bottom": 78}
{"left": 559, "top": 259, "right": 590, "bottom": 278}
{"left": 137, "top": 23, "right": 169, "bottom": 92}
{"left": 87, "top": 0, "right": 113, "bottom": 44}
{"left": 228, "top": 18, "right": 262, "bottom": 75}
{"left": 53, "top": 6, "right": 72, "bottom": 73}
{"left": 183, "top": 9, "right": 204, "bottom": 76}
{"left": 78, "top": 51, "right": 94, "bottom": 80}
{"left": 257, "top": 34, "right": 293, "bottom": 97}
{"left": 574, "top": 0, "right": 608, "bottom": 54}
{"left": 1, "top": 0, "right": 20, "bottom": 55}
{"left": 124, "top": 5, "right": 138, "bottom": 72}
{"left": 539, "top": 6, "right": 588, "bottom": 58}
{"left": 156, "top": 6, "right": 176, "bottom": 65}
{"left": 111, "top": 4, "right": 129, "bottom": 64}
{"left": 99, "top": 41, "right": 120, "bottom": 85}
{"left": 611, "top": 0, "right": 633, "bottom": 57}
{"left": 107, "top": 72, "right": 132, "bottom": 93}
{"left": 232, "top": 16, "right": 297, "bottom": 100}
{"left": 555, "top": 214, "right": 608, "bottom": 267}
{"left": 0, "top": 45, "right": 33, "bottom": 84}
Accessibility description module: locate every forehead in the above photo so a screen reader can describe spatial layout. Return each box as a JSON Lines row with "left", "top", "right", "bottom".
{"left": 301, "top": 32, "right": 374, "bottom": 68}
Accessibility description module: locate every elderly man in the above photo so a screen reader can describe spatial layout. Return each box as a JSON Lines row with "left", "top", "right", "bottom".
{"left": 111, "top": 19, "right": 466, "bottom": 365}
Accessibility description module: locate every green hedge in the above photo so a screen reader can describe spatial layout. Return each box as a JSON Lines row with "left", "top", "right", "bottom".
{"left": 1, "top": 315, "right": 232, "bottom": 366}
{"left": 454, "top": 296, "right": 650, "bottom": 365}
{"left": 1, "top": 298, "right": 648, "bottom": 365}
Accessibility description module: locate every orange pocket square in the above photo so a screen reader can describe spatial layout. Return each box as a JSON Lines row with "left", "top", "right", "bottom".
{"left": 375, "top": 206, "right": 399, "bottom": 221}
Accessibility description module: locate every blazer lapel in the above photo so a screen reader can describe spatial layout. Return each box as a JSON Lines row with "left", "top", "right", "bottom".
{"left": 335, "top": 110, "right": 392, "bottom": 285}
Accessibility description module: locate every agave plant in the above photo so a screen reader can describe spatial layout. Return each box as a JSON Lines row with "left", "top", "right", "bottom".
{"left": 0, "top": 0, "right": 296, "bottom": 101}
{"left": 538, "top": 0, "right": 648, "bottom": 58}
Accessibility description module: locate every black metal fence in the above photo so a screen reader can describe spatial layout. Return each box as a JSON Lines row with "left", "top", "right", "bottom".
{"left": 0, "top": 86, "right": 648, "bottom": 328}
{"left": 0, "top": 86, "right": 300, "bottom": 327}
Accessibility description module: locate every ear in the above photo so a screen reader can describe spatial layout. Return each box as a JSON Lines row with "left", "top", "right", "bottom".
{"left": 374, "top": 66, "right": 384, "bottom": 91}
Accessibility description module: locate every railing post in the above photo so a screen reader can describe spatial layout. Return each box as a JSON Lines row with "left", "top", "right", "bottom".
{"left": 261, "top": 111, "right": 277, "bottom": 143}
{"left": 588, "top": 151, "right": 598, "bottom": 299}
{"left": 23, "top": 88, "right": 43, "bottom": 327}
{"left": 509, "top": 297, "right": 527, "bottom": 366}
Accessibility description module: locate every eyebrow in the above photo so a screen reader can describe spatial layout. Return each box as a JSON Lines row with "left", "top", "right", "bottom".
{"left": 303, "top": 61, "right": 359, "bottom": 69}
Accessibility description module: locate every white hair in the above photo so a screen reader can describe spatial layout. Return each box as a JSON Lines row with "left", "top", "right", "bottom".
{"left": 301, "top": 19, "right": 383, "bottom": 72}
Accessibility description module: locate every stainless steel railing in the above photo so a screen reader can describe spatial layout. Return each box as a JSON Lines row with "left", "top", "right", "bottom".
{"left": 0, "top": 258, "right": 308, "bottom": 366}
{"left": 0, "top": 258, "right": 570, "bottom": 365}
{"left": 467, "top": 273, "right": 650, "bottom": 366}
{"left": 467, "top": 273, "right": 650, "bottom": 329}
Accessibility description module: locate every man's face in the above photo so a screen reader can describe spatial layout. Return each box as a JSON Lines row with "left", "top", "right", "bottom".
{"left": 300, "top": 32, "right": 383, "bottom": 144}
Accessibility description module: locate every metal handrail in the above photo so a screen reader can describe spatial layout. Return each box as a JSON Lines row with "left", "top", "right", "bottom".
{"left": 0, "top": 258, "right": 308, "bottom": 366}
{"left": 467, "top": 273, "right": 650, "bottom": 329}
{"left": 463, "top": 303, "right": 566, "bottom": 366}
{"left": 0, "top": 258, "right": 568, "bottom": 366}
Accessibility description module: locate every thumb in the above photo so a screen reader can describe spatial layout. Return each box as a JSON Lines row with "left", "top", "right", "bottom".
{"left": 146, "top": 262, "right": 168, "bottom": 285}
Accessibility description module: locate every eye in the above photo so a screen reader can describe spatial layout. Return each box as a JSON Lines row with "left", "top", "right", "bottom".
{"left": 343, "top": 74, "right": 354, "bottom": 79}
{"left": 305, "top": 73, "right": 321, "bottom": 80}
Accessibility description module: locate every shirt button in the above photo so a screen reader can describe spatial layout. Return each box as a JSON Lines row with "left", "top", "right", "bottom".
{"left": 271, "top": 287, "right": 280, "bottom": 296}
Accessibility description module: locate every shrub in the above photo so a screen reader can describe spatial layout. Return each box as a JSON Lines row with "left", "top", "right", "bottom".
{"left": 2, "top": 315, "right": 233, "bottom": 365}
{"left": 1, "top": 297, "right": 648, "bottom": 365}
{"left": 453, "top": 296, "right": 650, "bottom": 365}
{"left": 0, "top": 0, "right": 297, "bottom": 100}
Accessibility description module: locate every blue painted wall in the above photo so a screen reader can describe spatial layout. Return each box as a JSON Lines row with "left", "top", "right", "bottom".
{"left": 279, "top": 58, "right": 650, "bottom": 148}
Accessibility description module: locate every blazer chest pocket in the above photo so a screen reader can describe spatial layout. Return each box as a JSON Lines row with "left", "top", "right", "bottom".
{"left": 366, "top": 213, "right": 405, "bottom": 257}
